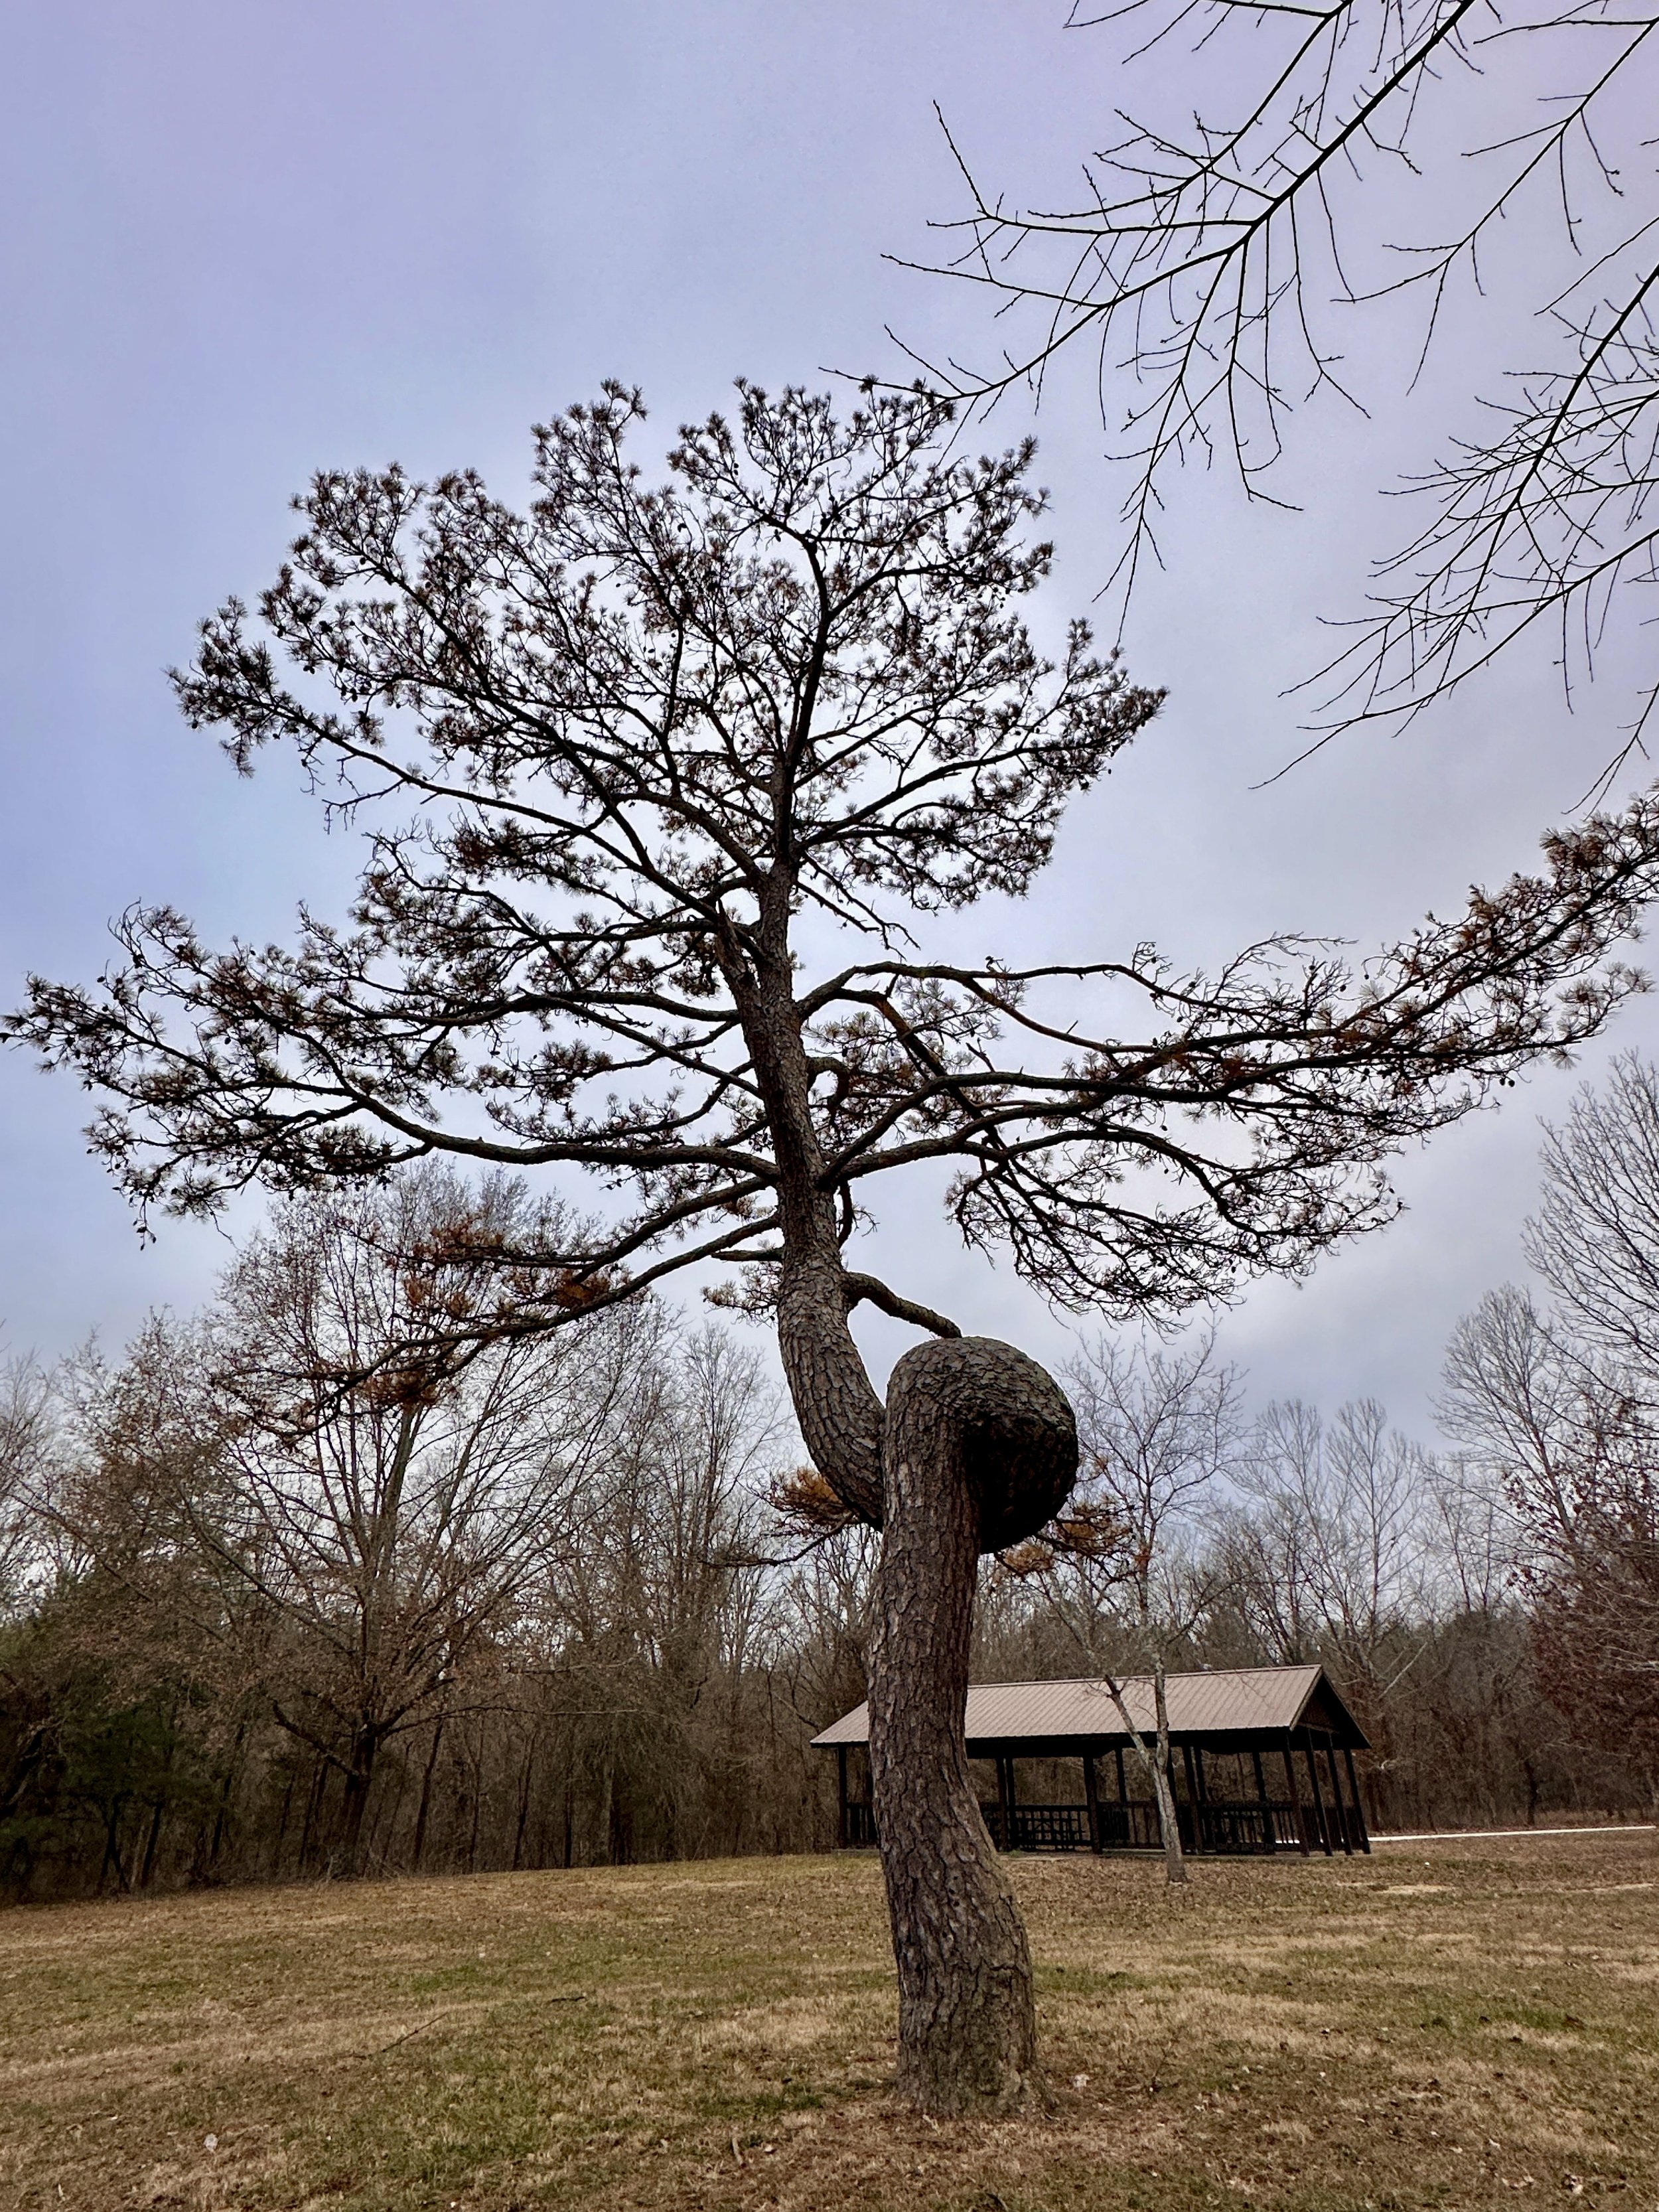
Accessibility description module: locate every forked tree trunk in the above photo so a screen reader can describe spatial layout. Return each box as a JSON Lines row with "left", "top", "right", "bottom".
{"left": 336, "top": 1742, "right": 378, "bottom": 1876}
{"left": 867, "top": 1335, "right": 1077, "bottom": 2116}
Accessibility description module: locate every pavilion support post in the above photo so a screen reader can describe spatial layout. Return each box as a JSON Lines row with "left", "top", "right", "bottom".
{"left": 997, "top": 1754, "right": 1017, "bottom": 1852}
{"left": 837, "top": 1746, "right": 849, "bottom": 1850}
{"left": 1115, "top": 1747, "right": 1127, "bottom": 1804}
{"left": 1252, "top": 1749, "right": 1275, "bottom": 1854}
{"left": 1303, "top": 1739, "right": 1333, "bottom": 1855}
{"left": 1283, "top": 1738, "right": 1309, "bottom": 1856}
{"left": 1325, "top": 1741, "right": 1352, "bottom": 1856}
{"left": 1181, "top": 1743, "right": 1202, "bottom": 1853}
{"left": 1083, "top": 1753, "right": 1102, "bottom": 1853}
{"left": 1344, "top": 1747, "right": 1372, "bottom": 1852}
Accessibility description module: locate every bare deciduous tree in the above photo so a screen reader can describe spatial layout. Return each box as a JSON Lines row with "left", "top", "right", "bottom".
{"left": 1526, "top": 1052, "right": 1659, "bottom": 1375}
{"left": 1444, "top": 1059, "right": 1659, "bottom": 1798}
{"left": 1441, "top": 1285, "right": 1598, "bottom": 1540}
{"left": 1013, "top": 1330, "right": 1242, "bottom": 1884}
{"left": 13, "top": 384, "right": 1659, "bottom": 2105}
{"left": 70, "top": 1169, "right": 622, "bottom": 1874}
{"left": 0, "top": 1360, "right": 52, "bottom": 1625}
{"left": 1225, "top": 1398, "right": 1439, "bottom": 1772}
{"left": 1443, "top": 1283, "right": 1659, "bottom": 1799}
{"left": 531, "top": 1313, "right": 785, "bottom": 1865}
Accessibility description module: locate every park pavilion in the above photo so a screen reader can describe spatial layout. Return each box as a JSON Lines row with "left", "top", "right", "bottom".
{"left": 814, "top": 1663, "right": 1370, "bottom": 1858}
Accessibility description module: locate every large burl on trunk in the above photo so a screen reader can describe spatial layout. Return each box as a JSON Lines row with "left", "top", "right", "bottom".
{"left": 763, "top": 1023, "right": 1080, "bottom": 2109}
{"left": 869, "top": 1336, "right": 1077, "bottom": 2114}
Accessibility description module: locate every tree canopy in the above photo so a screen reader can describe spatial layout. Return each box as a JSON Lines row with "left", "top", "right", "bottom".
{"left": 15, "top": 383, "right": 1659, "bottom": 1411}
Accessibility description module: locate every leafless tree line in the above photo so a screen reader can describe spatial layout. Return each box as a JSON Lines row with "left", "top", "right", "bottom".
{"left": 0, "top": 1169, "right": 865, "bottom": 1899}
{"left": 988, "top": 1353, "right": 1585, "bottom": 1846}
{"left": 990, "top": 1055, "right": 1659, "bottom": 1839}
{"left": 5, "top": 1054, "right": 1658, "bottom": 1904}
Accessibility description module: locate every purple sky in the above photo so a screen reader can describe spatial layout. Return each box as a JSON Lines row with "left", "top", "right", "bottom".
{"left": 5, "top": 1, "right": 1654, "bottom": 1440}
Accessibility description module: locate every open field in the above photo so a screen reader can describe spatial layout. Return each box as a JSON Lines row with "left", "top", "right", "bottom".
{"left": 2, "top": 1834, "right": 1655, "bottom": 2212}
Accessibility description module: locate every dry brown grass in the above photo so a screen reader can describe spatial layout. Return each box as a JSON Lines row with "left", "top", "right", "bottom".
{"left": 2, "top": 1831, "right": 1655, "bottom": 2211}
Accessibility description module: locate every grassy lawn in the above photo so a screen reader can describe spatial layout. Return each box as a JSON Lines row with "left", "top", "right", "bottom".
{"left": 1, "top": 1832, "right": 1654, "bottom": 2211}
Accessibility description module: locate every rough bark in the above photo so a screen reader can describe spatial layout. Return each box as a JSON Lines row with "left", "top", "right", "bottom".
{"left": 776, "top": 1247, "right": 885, "bottom": 1524}
{"left": 867, "top": 1335, "right": 1077, "bottom": 2114}
{"left": 747, "top": 933, "right": 1082, "bottom": 2110}
{"left": 741, "top": 932, "right": 889, "bottom": 1530}
{"left": 736, "top": 902, "right": 1085, "bottom": 2111}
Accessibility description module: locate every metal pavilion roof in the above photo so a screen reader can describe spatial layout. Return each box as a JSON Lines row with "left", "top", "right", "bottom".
{"left": 811, "top": 1664, "right": 1368, "bottom": 1754}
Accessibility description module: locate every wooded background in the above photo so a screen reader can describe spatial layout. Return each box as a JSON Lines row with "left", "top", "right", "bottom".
{"left": 3, "top": 1071, "right": 1654, "bottom": 1903}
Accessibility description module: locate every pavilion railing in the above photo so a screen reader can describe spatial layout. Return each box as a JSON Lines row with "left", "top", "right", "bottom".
{"left": 844, "top": 1801, "right": 878, "bottom": 1849}
{"left": 985, "top": 1798, "right": 1318, "bottom": 1853}
{"left": 1192, "top": 1801, "right": 1303, "bottom": 1854}
{"left": 843, "top": 1796, "right": 1338, "bottom": 1854}
{"left": 1092, "top": 1799, "right": 1165, "bottom": 1852}
{"left": 982, "top": 1803, "right": 1093, "bottom": 1852}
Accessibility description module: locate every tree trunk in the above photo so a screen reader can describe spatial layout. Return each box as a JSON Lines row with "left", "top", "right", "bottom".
{"left": 512, "top": 1735, "right": 537, "bottom": 1872}
{"left": 139, "top": 1797, "right": 167, "bottom": 1890}
{"left": 270, "top": 1767, "right": 297, "bottom": 1878}
{"left": 596, "top": 1741, "right": 614, "bottom": 1868}
{"left": 336, "top": 1738, "right": 378, "bottom": 1877}
{"left": 1152, "top": 1668, "right": 1189, "bottom": 1887}
{"left": 297, "top": 1759, "right": 327, "bottom": 1874}
{"left": 467, "top": 1764, "right": 483, "bottom": 1873}
{"left": 1102, "top": 1674, "right": 1186, "bottom": 1885}
{"left": 204, "top": 1721, "right": 247, "bottom": 1881}
{"left": 743, "top": 937, "right": 1074, "bottom": 2112}
{"left": 867, "top": 1335, "right": 1076, "bottom": 2116}
{"left": 98, "top": 1801, "right": 130, "bottom": 1895}
{"left": 776, "top": 1248, "right": 886, "bottom": 1524}
{"left": 412, "top": 1717, "right": 445, "bottom": 1871}
{"left": 1151, "top": 1753, "right": 1186, "bottom": 1884}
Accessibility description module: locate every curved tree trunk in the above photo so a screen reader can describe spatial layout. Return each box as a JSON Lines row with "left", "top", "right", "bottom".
{"left": 775, "top": 1246, "right": 885, "bottom": 1524}
{"left": 736, "top": 933, "right": 1078, "bottom": 2112}
{"left": 867, "top": 1335, "right": 1077, "bottom": 2114}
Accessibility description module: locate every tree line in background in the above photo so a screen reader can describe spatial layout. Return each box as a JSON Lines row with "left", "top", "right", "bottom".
{"left": 3, "top": 1054, "right": 1657, "bottom": 1905}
